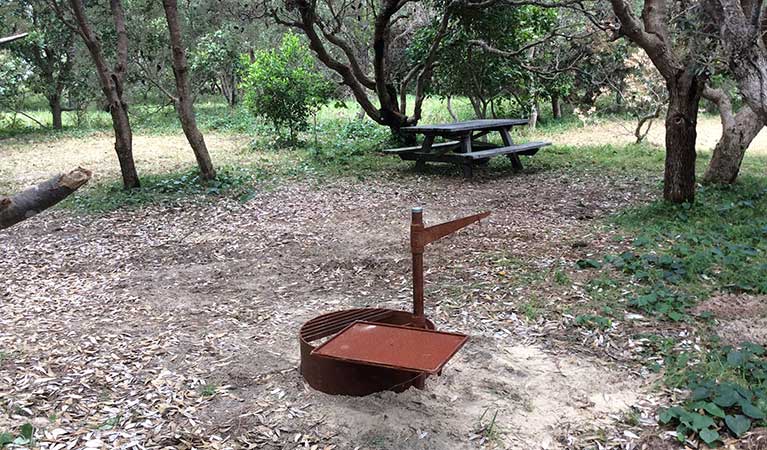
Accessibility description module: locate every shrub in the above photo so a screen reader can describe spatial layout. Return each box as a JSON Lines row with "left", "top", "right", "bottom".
{"left": 240, "top": 32, "right": 333, "bottom": 142}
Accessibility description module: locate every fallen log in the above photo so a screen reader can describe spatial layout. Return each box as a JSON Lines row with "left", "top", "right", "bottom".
{"left": 0, "top": 167, "right": 92, "bottom": 230}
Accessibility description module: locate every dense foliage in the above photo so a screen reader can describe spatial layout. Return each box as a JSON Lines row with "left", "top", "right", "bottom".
{"left": 410, "top": 5, "right": 559, "bottom": 118}
{"left": 240, "top": 33, "right": 334, "bottom": 141}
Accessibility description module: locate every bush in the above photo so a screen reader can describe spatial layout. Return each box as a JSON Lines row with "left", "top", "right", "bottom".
{"left": 240, "top": 32, "right": 333, "bottom": 142}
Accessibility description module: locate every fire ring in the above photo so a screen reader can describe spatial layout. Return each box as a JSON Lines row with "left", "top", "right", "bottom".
{"left": 299, "top": 308, "right": 434, "bottom": 396}
{"left": 298, "top": 208, "right": 490, "bottom": 396}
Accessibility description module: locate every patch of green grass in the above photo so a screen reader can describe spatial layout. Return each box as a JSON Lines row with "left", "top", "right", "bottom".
{"left": 198, "top": 383, "right": 218, "bottom": 397}
{"left": 574, "top": 178, "right": 767, "bottom": 322}
{"left": 520, "top": 296, "right": 543, "bottom": 322}
{"left": 616, "top": 178, "right": 767, "bottom": 296}
{"left": 65, "top": 165, "right": 263, "bottom": 213}
{"left": 474, "top": 408, "right": 502, "bottom": 444}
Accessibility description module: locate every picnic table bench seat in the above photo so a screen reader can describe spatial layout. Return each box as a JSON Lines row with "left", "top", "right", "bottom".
{"left": 464, "top": 141, "right": 551, "bottom": 159}
{"left": 382, "top": 141, "right": 459, "bottom": 154}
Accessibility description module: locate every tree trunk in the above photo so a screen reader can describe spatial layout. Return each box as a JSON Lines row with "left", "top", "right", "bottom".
{"left": 446, "top": 96, "right": 458, "bottom": 121}
{"left": 68, "top": 0, "right": 140, "bottom": 189}
{"left": 704, "top": 113, "right": 761, "bottom": 184}
{"left": 703, "top": 96, "right": 762, "bottom": 184}
{"left": 663, "top": 71, "right": 702, "bottom": 203}
{"left": 528, "top": 103, "right": 538, "bottom": 130}
{"left": 110, "top": 103, "right": 140, "bottom": 189}
{"left": 552, "top": 95, "right": 562, "bottom": 119}
{"left": 49, "top": 94, "right": 63, "bottom": 130}
{"left": 162, "top": 0, "right": 216, "bottom": 181}
{"left": 1, "top": 167, "right": 91, "bottom": 229}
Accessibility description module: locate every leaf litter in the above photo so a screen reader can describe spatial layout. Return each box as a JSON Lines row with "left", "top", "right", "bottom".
{"left": 0, "top": 163, "right": 681, "bottom": 449}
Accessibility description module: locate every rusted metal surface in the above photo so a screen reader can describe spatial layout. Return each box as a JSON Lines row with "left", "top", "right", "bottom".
{"left": 312, "top": 321, "right": 468, "bottom": 374}
{"left": 298, "top": 208, "right": 490, "bottom": 396}
{"left": 300, "top": 308, "right": 436, "bottom": 396}
{"left": 411, "top": 208, "right": 490, "bottom": 327}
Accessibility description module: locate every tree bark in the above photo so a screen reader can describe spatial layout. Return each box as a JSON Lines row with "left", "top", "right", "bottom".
{"left": 446, "top": 96, "right": 458, "bottom": 121}
{"left": 161, "top": 0, "right": 216, "bottom": 181}
{"left": 49, "top": 93, "right": 63, "bottom": 129}
{"left": 608, "top": 0, "right": 708, "bottom": 203}
{"left": 64, "top": 0, "right": 140, "bottom": 189}
{"left": 663, "top": 70, "right": 702, "bottom": 203}
{"left": 0, "top": 167, "right": 91, "bottom": 230}
{"left": 702, "top": 87, "right": 763, "bottom": 184}
{"left": 552, "top": 94, "right": 562, "bottom": 119}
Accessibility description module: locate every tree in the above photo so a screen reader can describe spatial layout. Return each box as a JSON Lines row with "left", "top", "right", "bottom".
{"left": 702, "top": 86, "right": 762, "bottom": 184}
{"left": 240, "top": 32, "right": 334, "bottom": 141}
{"left": 0, "top": 51, "right": 33, "bottom": 128}
{"left": 190, "top": 26, "right": 244, "bottom": 107}
{"left": 2, "top": 0, "right": 77, "bottom": 129}
{"left": 50, "top": 0, "right": 140, "bottom": 189}
{"left": 410, "top": 5, "right": 559, "bottom": 120}
{"left": 608, "top": 0, "right": 712, "bottom": 203}
{"left": 161, "top": 0, "right": 216, "bottom": 180}
{"left": 699, "top": 0, "right": 767, "bottom": 183}
{"left": 272, "top": 0, "right": 452, "bottom": 134}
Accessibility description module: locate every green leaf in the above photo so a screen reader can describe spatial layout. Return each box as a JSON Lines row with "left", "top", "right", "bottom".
{"left": 699, "top": 428, "right": 720, "bottom": 445}
{"left": 19, "top": 423, "right": 32, "bottom": 441}
{"left": 576, "top": 258, "right": 602, "bottom": 269}
{"left": 702, "top": 402, "right": 726, "bottom": 418}
{"left": 0, "top": 433, "right": 13, "bottom": 446}
{"left": 713, "top": 387, "right": 740, "bottom": 407}
{"left": 659, "top": 408, "right": 676, "bottom": 424}
{"left": 691, "top": 387, "right": 710, "bottom": 401}
{"left": 741, "top": 401, "right": 766, "bottom": 419}
{"left": 667, "top": 311, "right": 684, "bottom": 321}
{"left": 12, "top": 437, "right": 29, "bottom": 446}
{"left": 727, "top": 350, "right": 745, "bottom": 367}
{"left": 725, "top": 414, "right": 751, "bottom": 437}
{"left": 690, "top": 413, "right": 715, "bottom": 431}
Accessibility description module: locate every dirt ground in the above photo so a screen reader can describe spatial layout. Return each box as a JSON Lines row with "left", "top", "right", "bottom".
{"left": 1, "top": 120, "right": 759, "bottom": 449}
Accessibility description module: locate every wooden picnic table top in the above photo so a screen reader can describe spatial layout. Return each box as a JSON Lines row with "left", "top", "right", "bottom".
{"left": 401, "top": 119, "right": 529, "bottom": 134}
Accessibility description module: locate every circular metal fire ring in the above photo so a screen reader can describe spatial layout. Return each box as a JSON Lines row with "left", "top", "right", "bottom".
{"left": 299, "top": 308, "right": 435, "bottom": 396}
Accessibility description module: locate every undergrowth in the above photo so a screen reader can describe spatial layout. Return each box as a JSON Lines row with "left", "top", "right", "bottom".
{"left": 65, "top": 166, "right": 262, "bottom": 213}
{"left": 573, "top": 178, "right": 767, "bottom": 446}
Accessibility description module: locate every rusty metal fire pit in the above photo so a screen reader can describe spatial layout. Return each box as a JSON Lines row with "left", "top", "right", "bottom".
{"left": 299, "top": 207, "right": 489, "bottom": 396}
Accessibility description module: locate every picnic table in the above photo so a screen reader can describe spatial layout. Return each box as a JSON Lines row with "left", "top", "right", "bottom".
{"left": 382, "top": 119, "right": 551, "bottom": 178}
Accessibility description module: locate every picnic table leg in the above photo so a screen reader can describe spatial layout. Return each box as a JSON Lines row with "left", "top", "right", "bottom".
{"left": 461, "top": 163, "right": 474, "bottom": 178}
{"left": 414, "top": 134, "right": 435, "bottom": 172}
{"left": 500, "top": 128, "right": 523, "bottom": 170}
{"left": 459, "top": 134, "right": 474, "bottom": 178}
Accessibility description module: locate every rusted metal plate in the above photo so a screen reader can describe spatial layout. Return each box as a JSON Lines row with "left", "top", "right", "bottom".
{"left": 311, "top": 321, "right": 468, "bottom": 374}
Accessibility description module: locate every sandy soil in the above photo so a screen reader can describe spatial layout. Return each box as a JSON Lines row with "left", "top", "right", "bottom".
{"left": 562, "top": 116, "right": 767, "bottom": 155}
{"left": 0, "top": 146, "right": 658, "bottom": 449}
{"left": 694, "top": 294, "right": 767, "bottom": 345}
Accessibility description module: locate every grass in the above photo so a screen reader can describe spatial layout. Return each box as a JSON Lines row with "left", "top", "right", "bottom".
{"left": 64, "top": 166, "right": 265, "bottom": 213}
{"left": 198, "top": 383, "right": 218, "bottom": 397}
